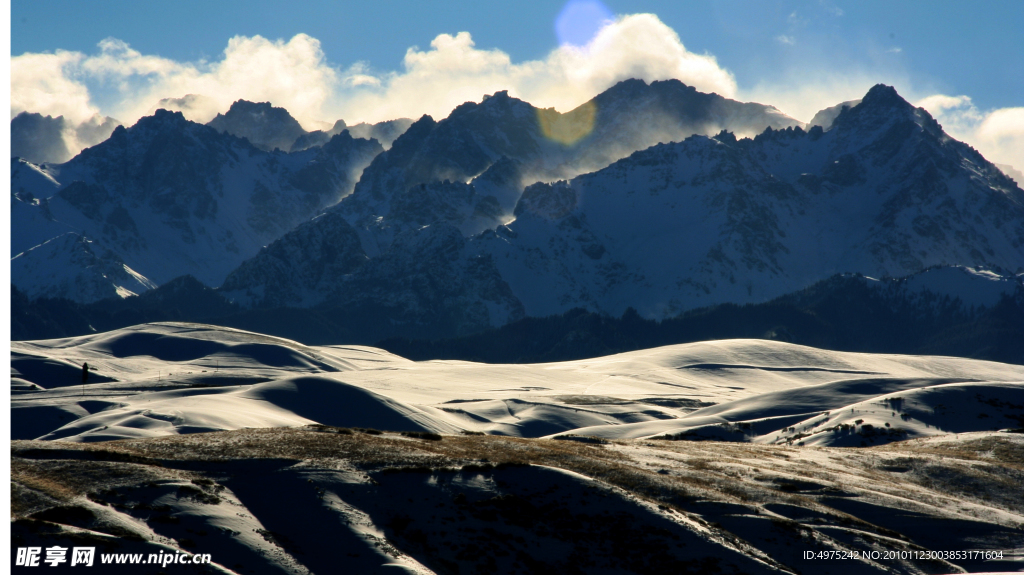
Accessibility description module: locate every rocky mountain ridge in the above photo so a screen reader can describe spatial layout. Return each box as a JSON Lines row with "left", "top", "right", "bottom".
{"left": 11, "top": 111, "right": 121, "bottom": 165}
{"left": 12, "top": 82, "right": 1023, "bottom": 331}
{"left": 11, "top": 109, "right": 383, "bottom": 300}
{"left": 221, "top": 85, "right": 1024, "bottom": 334}
{"left": 207, "top": 99, "right": 414, "bottom": 152}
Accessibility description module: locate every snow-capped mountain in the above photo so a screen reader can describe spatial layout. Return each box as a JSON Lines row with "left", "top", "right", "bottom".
{"left": 222, "top": 84, "right": 1023, "bottom": 333}
{"left": 557, "top": 78, "right": 804, "bottom": 175}
{"left": 207, "top": 100, "right": 415, "bottom": 153}
{"left": 468, "top": 85, "right": 1023, "bottom": 319}
{"left": 11, "top": 232, "right": 157, "bottom": 302}
{"left": 10, "top": 109, "right": 383, "bottom": 301}
{"left": 292, "top": 118, "right": 414, "bottom": 152}
{"left": 11, "top": 111, "right": 121, "bottom": 165}
{"left": 807, "top": 99, "right": 861, "bottom": 130}
{"left": 236, "top": 78, "right": 805, "bottom": 299}
{"left": 206, "top": 100, "right": 308, "bottom": 152}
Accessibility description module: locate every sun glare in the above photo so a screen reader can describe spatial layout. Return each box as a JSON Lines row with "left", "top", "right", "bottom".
{"left": 555, "top": 0, "right": 614, "bottom": 47}
{"left": 537, "top": 100, "right": 597, "bottom": 146}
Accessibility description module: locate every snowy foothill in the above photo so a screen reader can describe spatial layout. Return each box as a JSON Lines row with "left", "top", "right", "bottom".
{"left": 12, "top": 322, "right": 1023, "bottom": 445}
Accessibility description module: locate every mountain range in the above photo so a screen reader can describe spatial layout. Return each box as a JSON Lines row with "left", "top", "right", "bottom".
{"left": 13, "top": 265, "right": 1024, "bottom": 367}
{"left": 221, "top": 84, "right": 1024, "bottom": 335}
{"left": 206, "top": 99, "right": 414, "bottom": 153}
{"left": 11, "top": 111, "right": 121, "bottom": 165}
{"left": 12, "top": 109, "right": 382, "bottom": 301}
{"left": 10, "top": 80, "right": 1024, "bottom": 355}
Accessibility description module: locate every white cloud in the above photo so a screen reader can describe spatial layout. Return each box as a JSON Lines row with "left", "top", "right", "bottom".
{"left": 11, "top": 13, "right": 1018, "bottom": 172}
{"left": 11, "top": 13, "right": 736, "bottom": 152}
{"left": 336, "top": 14, "right": 737, "bottom": 123}
{"left": 11, "top": 34, "right": 340, "bottom": 130}
{"left": 11, "top": 50, "right": 98, "bottom": 124}
{"left": 776, "top": 35, "right": 796, "bottom": 46}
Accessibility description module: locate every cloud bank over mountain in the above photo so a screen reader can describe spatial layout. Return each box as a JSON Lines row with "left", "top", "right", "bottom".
{"left": 11, "top": 12, "right": 1022, "bottom": 169}
{"left": 12, "top": 15, "right": 734, "bottom": 129}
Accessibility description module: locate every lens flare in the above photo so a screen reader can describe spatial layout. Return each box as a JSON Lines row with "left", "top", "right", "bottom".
{"left": 537, "top": 100, "right": 597, "bottom": 146}
{"left": 556, "top": 0, "right": 614, "bottom": 47}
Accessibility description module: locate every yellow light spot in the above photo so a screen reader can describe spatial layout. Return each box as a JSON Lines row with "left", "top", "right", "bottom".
{"left": 537, "top": 100, "right": 597, "bottom": 146}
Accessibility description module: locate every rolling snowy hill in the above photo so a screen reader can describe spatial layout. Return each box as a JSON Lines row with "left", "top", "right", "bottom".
{"left": 12, "top": 323, "right": 1022, "bottom": 444}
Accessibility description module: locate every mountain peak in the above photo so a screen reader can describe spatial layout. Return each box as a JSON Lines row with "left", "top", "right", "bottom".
{"left": 827, "top": 84, "right": 917, "bottom": 136}
{"left": 857, "top": 84, "right": 913, "bottom": 114}
{"left": 482, "top": 90, "right": 511, "bottom": 101}
{"left": 137, "top": 108, "right": 190, "bottom": 130}
{"left": 207, "top": 100, "right": 306, "bottom": 152}
{"left": 223, "top": 99, "right": 287, "bottom": 116}
{"left": 598, "top": 78, "right": 651, "bottom": 98}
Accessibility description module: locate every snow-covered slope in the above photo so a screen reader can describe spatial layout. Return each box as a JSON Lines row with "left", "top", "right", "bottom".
{"left": 468, "top": 84, "right": 1024, "bottom": 319}
{"left": 12, "top": 323, "right": 1022, "bottom": 444}
{"left": 12, "top": 324, "right": 1023, "bottom": 573}
{"left": 224, "top": 80, "right": 805, "bottom": 309}
{"left": 10, "top": 110, "right": 383, "bottom": 301}
{"left": 220, "top": 85, "right": 1023, "bottom": 330}
{"left": 11, "top": 161, "right": 73, "bottom": 256}
{"left": 333, "top": 79, "right": 805, "bottom": 255}
{"left": 10, "top": 233, "right": 157, "bottom": 302}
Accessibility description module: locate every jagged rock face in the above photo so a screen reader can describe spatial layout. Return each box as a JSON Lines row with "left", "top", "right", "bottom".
{"left": 470, "top": 85, "right": 1024, "bottom": 319}
{"left": 221, "top": 217, "right": 526, "bottom": 335}
{"left": 11, "top": 112, "right": 120, "bottom": 165}
{"left": 558, "top": 78, "right": 805, "bottom": 176}
{"left": 349, "top": 92, "right": 545, "bottom": 208}
{"left": 325, "top": 223, "right": 525, "bottom": 335}
{"left": 346, "top": 118, "right": 415, "bottom": 149}
{"left": 290, "top": 120, "right": 347, "bottom": 152}
{"left": 207, "top": 100, "right": 308, "bottom": 152}
{"left": 291, "top": 118, "right": 415, "bottom": 153}
{"left": 808, "top": 99, "right": 862, "bottom": 130}
{"left": 219, "top": 211, "right": 369, "bottom": 308}
{"left": 11, "top": 112, "right": 71, "bottom": 164}
{"left": 220, "top": 157, "right": 526, "bottom": 309}
{"left": 10, "top": 110, "right": 383, "bottom": 301}
{"left": 325, "top": 79, "right": 806, "bottom": 258}
{"left": 220, "top": 83, "right": 1023, "bottom": 335}
{"left": 10, "top": 232, "right": 156, "bottom": 302}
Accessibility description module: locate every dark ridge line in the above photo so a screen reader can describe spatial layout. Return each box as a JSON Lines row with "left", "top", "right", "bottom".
{"left": 680, "top": 364, "right": 882, "bottom": 374}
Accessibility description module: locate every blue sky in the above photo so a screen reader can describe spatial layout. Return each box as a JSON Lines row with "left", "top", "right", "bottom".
{"left": 9, "top": 0, "right": 1024, "bottom": 167}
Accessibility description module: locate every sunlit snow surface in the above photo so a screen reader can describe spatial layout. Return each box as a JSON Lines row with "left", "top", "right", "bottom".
{"left": 12, "top": 322, "right": 1023, "bottom": 444}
